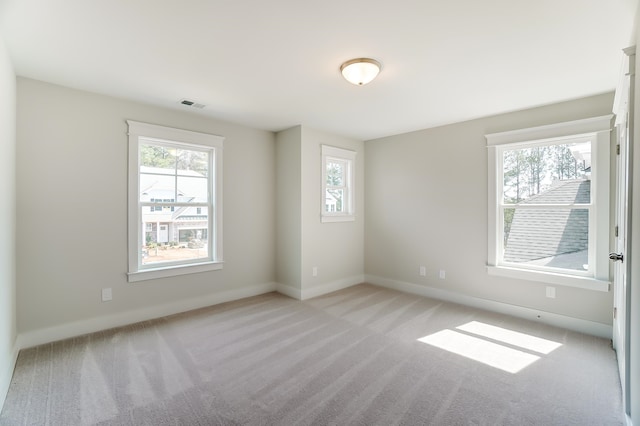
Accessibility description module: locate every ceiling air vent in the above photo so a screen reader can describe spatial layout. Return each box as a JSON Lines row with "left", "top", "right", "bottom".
{"left": 180, "top": 99, "right": 206, "bottom": 109}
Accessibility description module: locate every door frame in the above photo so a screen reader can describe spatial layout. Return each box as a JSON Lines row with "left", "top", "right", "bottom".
{"left": 612, "top": 45, "right": 635, "bottom": 418}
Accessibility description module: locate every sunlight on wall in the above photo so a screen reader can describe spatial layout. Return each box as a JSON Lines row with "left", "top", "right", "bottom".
{"left": 417, "top": 321, "right": 563, "bottom": 374}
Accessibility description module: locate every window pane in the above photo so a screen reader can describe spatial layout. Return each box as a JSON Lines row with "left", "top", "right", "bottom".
{"left": 326, "top": 160, "right": 345, "bottom": 186}
{"left": 142, "top": 217, "right": 208, "bottom": 265}
{"left": 177, "top": 176, "right": 208, "bottom": 202}
{"left": 140, "top": 143, "right": 176, "bottom": 171}
{"left": 326, "top": 188, "right": 344, "bottom": 212}
{"left": 503, "top": 142, "right": 591, "bottom": 204}
{"left": 140, "top": 146, "right": 210, "bottom": 203}
{"left": 177, "top": 149, "right": 209, "bottom": 177}
{"left": 503, "top": 208, "right": 589, "bottom": 271}
{"left": 140, "top": 173, "right": 175, "bottom": 202}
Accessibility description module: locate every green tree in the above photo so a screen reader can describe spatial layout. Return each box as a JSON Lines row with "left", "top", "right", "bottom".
{"left": 177, "top": 149, "right": 208, "bottom": 175}
{"left": 526, "top": 146, "right": 547, "bottom": 196}
{"left": 549, "top": 144, "right": 586, "bottom": 180}
{"left": 326, "top": 161, "right": 344, "bottom": 211}
{"left": 503, "top": 149, "right": 528, "bottom": 203}
{"left": 140, "top": 144, "right": 175, "bottom": 168}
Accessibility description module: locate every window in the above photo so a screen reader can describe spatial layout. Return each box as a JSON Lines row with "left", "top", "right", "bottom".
{"left": 486, "top": 116, "right": 612, "bottom": 291}
{"left": 150, "top": 198, "right": 174, "bottom": 212}
{"left": 321, "top": 145, "right": 356, "bottom": 222}
{"left": 127, "top": 121, "right": 224, "bottom": 282}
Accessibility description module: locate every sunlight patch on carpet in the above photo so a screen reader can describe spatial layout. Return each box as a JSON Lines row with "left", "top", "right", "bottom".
{"left": 418, "top": 322, "right": 562, "bottom": 374}
{"left": 456, "top": 321, "right": 562, "bottom": 355}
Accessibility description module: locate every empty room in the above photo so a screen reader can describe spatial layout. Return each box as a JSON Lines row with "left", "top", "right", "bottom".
{"left": 1, "top": 1, "right": 639, "bottom": 425}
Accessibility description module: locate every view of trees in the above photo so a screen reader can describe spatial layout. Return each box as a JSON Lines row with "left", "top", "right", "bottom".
{"left": 140, "top": 144, "right": 209, "bottom": 175}
{"left": 503, "top": 142, "right": 589, "bottom": 203}
{"left": 502, "top": 142, "right": 590, "bottom": 245}
{"left": 326, "top": 160, "right": 345, "bottom": 212}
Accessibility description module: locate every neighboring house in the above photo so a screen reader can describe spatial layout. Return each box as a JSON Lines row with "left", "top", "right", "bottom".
{"left": 504, "top": 179, "right": 590, "bottom": 269}
{"left": 140, "top": 166, "right": 208, "bottom": 247}
{"left": 325, "top": 190, "right": 339, "bottom": 212}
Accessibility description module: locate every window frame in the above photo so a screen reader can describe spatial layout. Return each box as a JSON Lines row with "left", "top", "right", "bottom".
{"left": 127, "top": 120, "right": 224, "bottom": 282}
{"left": 321, "top": 145, "right": 356, "bottom": 223}
{"left": 486, "top": 115, "right": 612, "bottom": 292}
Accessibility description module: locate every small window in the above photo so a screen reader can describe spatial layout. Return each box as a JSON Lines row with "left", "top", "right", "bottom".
{"left": 321, "top": 145, "right": 356, "bottom": 222}
{"left": 127, "top": 121, "right": 224, "bottom": 282}
{"left": 486, "top": 116, "right": 611, "bottom": 291}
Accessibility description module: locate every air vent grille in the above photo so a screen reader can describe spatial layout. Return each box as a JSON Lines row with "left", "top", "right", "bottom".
{"left": 180, "top": 99, "right": 206, "bottom": 109}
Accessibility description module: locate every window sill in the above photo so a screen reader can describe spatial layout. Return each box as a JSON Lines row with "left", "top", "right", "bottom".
{"left": 128, "top": 261, "right": 223, "bottom": 282}
{"left": 487, "top": 265, "right": 610, "bottom": 292}
{"left": 321, "top": 215, "right": 355, "bottom": 223}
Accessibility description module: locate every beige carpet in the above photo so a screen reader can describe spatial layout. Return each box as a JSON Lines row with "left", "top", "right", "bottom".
{"left": 0, "top": 284, "right": 623, "bottom": 425}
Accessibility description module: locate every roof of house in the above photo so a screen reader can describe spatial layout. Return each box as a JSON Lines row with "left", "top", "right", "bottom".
{"left": 140, "top": 166, "right": 207, "bottom": 203}
{"left": 504, "top": 179, "right": 590, "bottom": 264}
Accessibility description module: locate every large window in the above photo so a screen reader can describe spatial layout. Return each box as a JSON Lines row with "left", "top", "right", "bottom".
{"left": 127, "top": 121, "right": 223, "bottom": 282}
{"left": 321, "top": 145, "right": 356, "bottom": 222}
{"left": 486, "top": 116, "right": 612, "bottom": 291}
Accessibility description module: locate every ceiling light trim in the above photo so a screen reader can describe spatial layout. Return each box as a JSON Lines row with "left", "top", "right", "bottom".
{"left": 340, "top": 58, "right": 382, "bottom": 86}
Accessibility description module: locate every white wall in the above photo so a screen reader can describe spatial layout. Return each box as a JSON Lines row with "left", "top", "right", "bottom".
{"left": 16, "top": 78, "right": 277, "bottom": 345}
{"left": 365, "top": 93, "right": 616, "bottom": 327}
{"left": 275, "top": 126, "right": 302, "bottom": 295}
{"left": 300, "top": 127, "right": 364, "bottom": 297}
{"left": 0, "top": 32, "right": 17, "bottom": 409}
{"left": 276, "top": 126, "right": 365, "bottom": 299}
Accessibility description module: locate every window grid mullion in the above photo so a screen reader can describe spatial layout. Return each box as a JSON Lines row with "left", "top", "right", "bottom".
{"left": 141, "top": 202, "right": 209, "bottom": 207}
{"left": 499, "top": 203, "right": 593, "bottom": 209}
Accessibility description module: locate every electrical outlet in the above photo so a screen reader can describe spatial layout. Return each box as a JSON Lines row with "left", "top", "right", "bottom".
{"left": 312, "top": 267, "right": 318, "bottom": 277}
{"left": 420, "top": 266, "right": 426, "bottom": 276}
{"left": 101, "top": 288, "right": 112, "bottom": 302}
{"left": 439, "top": 270, "right": 446, "bottom": 279}
{"left": 546, "top": 286, "right": 556, "bottom": 299}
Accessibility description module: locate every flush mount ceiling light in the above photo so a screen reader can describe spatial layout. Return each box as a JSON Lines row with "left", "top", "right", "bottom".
{"left": 340, "top": 58, "right": 381, "bottom": 86}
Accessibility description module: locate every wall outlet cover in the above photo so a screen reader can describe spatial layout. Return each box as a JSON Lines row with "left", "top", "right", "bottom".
{"left": 101, "top": 288, "right": 112, "bottom": 302}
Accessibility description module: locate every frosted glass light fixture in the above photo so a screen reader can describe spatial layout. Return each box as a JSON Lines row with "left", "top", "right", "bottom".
{"left": 340, "top": 58, "right": 381, "bottom": 85}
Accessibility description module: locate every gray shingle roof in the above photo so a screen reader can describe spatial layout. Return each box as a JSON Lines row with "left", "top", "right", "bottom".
{"left": 504, "top": 180, "right": 590, "bottom": 263}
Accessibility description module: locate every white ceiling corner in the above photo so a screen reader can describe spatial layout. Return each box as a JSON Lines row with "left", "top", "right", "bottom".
{"left": 0, "top": 0, "right": 637, "bottom": 140}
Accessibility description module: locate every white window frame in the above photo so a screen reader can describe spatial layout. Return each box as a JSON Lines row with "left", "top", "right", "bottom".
{"left": 321, "top": 145, "right": 356, "bottom": 223}
{"left": 127, "top": 120, "right": 224, "bottom": 282}
{"left": 486, "top": 115, "right": 612, "bottom": 292}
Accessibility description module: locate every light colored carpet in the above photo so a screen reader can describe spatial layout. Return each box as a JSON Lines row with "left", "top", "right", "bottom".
{"left": 0, "top": 283, "right": 623, "bottom": 425}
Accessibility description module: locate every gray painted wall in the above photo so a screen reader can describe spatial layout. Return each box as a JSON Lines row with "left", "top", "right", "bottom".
{"left": 275, "top": 126, "right": 302, "bottom": 291}
{"left": 300, "top": 127, "right": 364, "bottom": 293}
{"left": 16, "top": 78, "right": 276, "bottom": 334}
{"left": 0, "top": 32, "right": 17, "bottom": 409}
{"left": 365, "top": 93, "right": 616, "bottom": 325}
{"left": 276, "top": 126, "right": 365, "bottom": 297}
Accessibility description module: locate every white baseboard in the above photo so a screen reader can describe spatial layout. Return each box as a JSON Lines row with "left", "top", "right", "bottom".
{"left": 366, "top": 275, "right": 612, "bottom": 339}
{"left": 276, "top": 283, "right": 302, "bottom": 300}
{"left": 17, "top": 282, "right": 278, "bottom": 350}
{"left": 0, "top": 340, "right": 19, "bottom": 413}
{"left": 301, "top": 275, "right": 364, "bottom": 300}
{"left": 275, "top": 275, "right": 364, "bottom": 301}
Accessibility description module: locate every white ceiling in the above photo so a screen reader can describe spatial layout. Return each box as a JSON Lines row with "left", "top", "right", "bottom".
{"left": 0, "top": 0, "right": 637, "bottom": 140}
